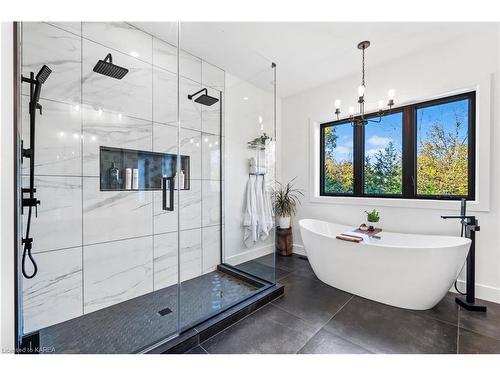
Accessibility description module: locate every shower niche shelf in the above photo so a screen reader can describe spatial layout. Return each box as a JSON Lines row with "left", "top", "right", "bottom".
{"left": 99, "top": 146, "right": 190, "bottom": 192}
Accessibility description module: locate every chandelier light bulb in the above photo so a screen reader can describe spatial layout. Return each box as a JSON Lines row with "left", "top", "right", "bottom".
{"left": 334, "top": 99, "right": 341, "bottom": 109}
{"left": 388, "top": 89, "right": 395, "bottom": 100}
{"left": 348, "top": 106, "right": 355, "bottom": 116}
{"left": 377, "top": 100, "right": 384, "bottom": 110}
{"left": 358, "top": 85, "right": 365, "bottom": 97}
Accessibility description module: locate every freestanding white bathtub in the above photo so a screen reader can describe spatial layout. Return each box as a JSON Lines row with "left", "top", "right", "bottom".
{"left": 298, "top": 219, "right": 471, "bottom": 310}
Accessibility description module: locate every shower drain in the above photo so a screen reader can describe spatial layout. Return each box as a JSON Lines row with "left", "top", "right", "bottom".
{"left": 157, "top": 307, "right": 173, "bottom": 316}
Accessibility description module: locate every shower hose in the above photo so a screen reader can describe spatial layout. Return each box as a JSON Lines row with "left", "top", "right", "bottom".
{"left": 22, "top": 204, "right": 38, "bottom": 279}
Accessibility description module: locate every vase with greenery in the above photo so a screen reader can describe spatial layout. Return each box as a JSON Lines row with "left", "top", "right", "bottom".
{"left": 365, "top": 209, "right": 380, "bottom": 230}
{"left": 274, "top": 178, "right": 304, "bottom": 229}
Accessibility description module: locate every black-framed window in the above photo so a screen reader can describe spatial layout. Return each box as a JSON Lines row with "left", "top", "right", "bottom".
{"left": 320, "top": 91, "right": 475, "bottom": 200}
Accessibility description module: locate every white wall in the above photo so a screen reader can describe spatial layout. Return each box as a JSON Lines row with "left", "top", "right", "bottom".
{"left": 282, "top": 26, "right": 500, "bottom": 303}
{"left": 0, "top": 21, "right": 16, "bottom": 353}
{"left": 224, "top": 71, "right": 281, "bottom": 265}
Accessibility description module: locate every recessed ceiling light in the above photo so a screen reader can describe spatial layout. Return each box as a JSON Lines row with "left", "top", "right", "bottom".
{"left": 130, "top": 51, "right": 140, "bottom": 58}
{"left": 243, "top": 97, "right": 249, "bottom": 101}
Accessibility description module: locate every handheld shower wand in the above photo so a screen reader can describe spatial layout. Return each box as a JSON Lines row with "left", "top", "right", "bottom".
{"left": 21, "top": 65, "right": 52, "bottom": 279}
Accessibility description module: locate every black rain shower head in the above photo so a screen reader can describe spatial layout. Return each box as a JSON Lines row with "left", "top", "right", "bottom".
{"left": 93, "top": 53, "right": 129, "bottom": 79}
{"left": 188, "top": 88, "right": 219, "bottom": 106}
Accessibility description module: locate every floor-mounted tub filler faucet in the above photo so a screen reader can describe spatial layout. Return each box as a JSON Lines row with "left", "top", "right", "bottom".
{"left": 441, "top": 199, "right": 486, "bottom": 312}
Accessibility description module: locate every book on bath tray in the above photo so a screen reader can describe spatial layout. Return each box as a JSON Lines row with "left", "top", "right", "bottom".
{"left": 335, "top": 224, "right": 382, "bottom": 243}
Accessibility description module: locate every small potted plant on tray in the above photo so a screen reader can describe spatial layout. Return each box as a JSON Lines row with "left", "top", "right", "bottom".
{"left": 364, "top": 209, "right": 380, "bottom": 231}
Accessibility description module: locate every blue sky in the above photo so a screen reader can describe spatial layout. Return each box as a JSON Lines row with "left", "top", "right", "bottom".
{"left": 416, "top": 98, "right": 468, "bottom": 151}
{"left": 329, "top": 99, "right": 468, "bottom": 162}
{"left": 329, "top": 112, "right": 403, "bottom": 162}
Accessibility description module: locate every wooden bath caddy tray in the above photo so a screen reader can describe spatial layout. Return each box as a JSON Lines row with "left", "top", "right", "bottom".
{"left": 335, "top": 227, "right": 383, "bottom": 243}
{"left": 354, "top": 227, "right": 382, "bottom": 237}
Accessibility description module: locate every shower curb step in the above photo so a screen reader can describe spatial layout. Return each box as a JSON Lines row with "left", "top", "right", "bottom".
{"left": 144, "top": 283, "right": 284, "bottom": 354}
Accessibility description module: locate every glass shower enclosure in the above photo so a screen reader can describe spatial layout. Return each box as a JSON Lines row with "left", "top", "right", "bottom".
{"left": 15, "top": 21, "right": 277, "bottom": 353}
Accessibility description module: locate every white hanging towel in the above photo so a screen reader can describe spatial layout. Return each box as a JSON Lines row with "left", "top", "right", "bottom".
{"left": 243, "top": 175, "right": 258, "bottom": 248}
{"left": 261, "top": 175, "right": 274, "bottom": 239}
{"left": 254, "top": 175, "right": 266, "bottom": 240}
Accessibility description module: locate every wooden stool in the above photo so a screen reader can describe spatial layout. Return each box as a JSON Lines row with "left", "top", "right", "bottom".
{"left": 276, "top": 226, "right": 293, "bottom": 256}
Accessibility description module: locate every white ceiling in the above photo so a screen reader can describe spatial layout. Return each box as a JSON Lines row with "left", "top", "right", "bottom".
{"left": 132, "top": 22, "right": 493, "bottom": 97}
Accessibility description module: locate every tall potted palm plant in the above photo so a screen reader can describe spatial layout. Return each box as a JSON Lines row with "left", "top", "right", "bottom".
{"left": 274, "top": 178, "right": 304, "bottom": 229}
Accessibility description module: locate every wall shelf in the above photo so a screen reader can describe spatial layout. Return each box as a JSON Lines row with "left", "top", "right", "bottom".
{"left": 99, "top": 146, "right": 190, "bottom": 192}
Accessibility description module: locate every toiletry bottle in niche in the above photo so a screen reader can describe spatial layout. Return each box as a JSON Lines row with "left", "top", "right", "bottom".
{"left": 109, "top": 162, "right": 119, "bottom": 189}
{"left": 179, "top": 170, "right": 185, "bottom": 190}
{"left": 132, "top": 168, "right": 139, "bottom": 190}
{"left": 125, "top": 168, "right": 132, "bottom": 190}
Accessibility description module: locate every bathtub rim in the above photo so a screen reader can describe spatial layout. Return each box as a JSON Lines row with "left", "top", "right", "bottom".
{"left": 299, "top": 218, "right": 471, "bottom": 250}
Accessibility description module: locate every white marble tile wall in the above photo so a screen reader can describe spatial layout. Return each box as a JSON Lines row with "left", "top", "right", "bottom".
{"left": 153, "top": 232, "right": 178, "bottom": 290}
{"left": 82, "top": 177, "right": 153, "bottom": 245}
{"left": 202, "top": 225, "right": 221, "bottom": 274}
{"left": 22, "top": 22, "right": 82, "bottom": 104}
{"left": 21, "top": 22, "right": 225, "bottom": 331}
{"left": 21, "top": 97, "right": 82, "bottom": 176}
{"left": 83, "top": 236, "right": 153, "bottom": 313}
{"left": 22, "top": 176, "right": 82, "bottom": 253}
{"left": 22, "top": 247, "right": 82, "bottom": 333}
{"left": 82, "top": 39, "right": 152, "bottom": 121}
{"left": 82, "top": 22, "right": 153, "bottom": 63}
{"left": 83, "top": 107, "right": 152, "bottom": 176}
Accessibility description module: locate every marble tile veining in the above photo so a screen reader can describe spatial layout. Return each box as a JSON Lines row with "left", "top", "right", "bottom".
{"left": 180, "top": 179, "right": 202, "bottom": 231}
{"left": 180, "top": 77, "right": 202, "bottom": 131}
{"left": 82, "top": 22, "right": 153, "bottom": 63}
{"left": 203, "top": 225, "right": 221, "bottom": 273}
{"left": 22, "top": 22, "right": 81, "bottom": 104}
{"left": 23, "top": 247, "right": 83, "bottom": 333}
{"left": 202, "top": 61, "right": 225, "bottom": 91}
{"left": 21, "top": 97, "right": 82, "bottom": 176}
{"left": 22, "top": 176, "right": 82, "bottom": 253}
{"left": 83, "top": 107, "right": 152, "bottom": 176}
{"left": 46, "top": 22, "right": 82, "bottom": 36}
{"left": 153, "top": 232, "right": 178, "bottom": 290}
{"left": 202, "top": 180, "right": 221, "bottom": 227}
{"left": 202, "top": 132, "right": 221, "bottom": 180}
{"left": 83, "top": 236, "right": 153, "bottom": 313}
{"left": 180, "top": 51, "right": 201, "bottom": 83}
{"left": 82, "top": 177, "right": 153, "bottom": 245}
{"left": 153, "top": 37, "right": 177, "bottom": 73}
{"left": 153, "top": 67, "right": 178, "bottom": 124}
{"left": 82, "top": 39, "right": 152, "bottom": 121}
{"left": 180, "top": 228, "right": 202, "bottom": 282}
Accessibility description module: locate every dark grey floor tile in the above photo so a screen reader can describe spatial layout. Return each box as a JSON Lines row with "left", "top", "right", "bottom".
{"left": 323, "top": 297, "right": 458, "bottom": 354}
{"left": 185, "top": 345, "right": 208, "bottom": 354}
{"left": 201, "top": 304, "right": 317, "bottom": 354}
{"left": 256, "top": 254, "right": 318, "bottom": 280}
{"left": 298, "top": 329, "right": 372, "bottom": 354}
{"left": 459, "top": 328, "right": 500, "bottom": 354}
{"left": 272, "top": 274, "right": 352, "bottom": 330}
{"left": 459, "top": 298, "right": 500, "bottom": 341}
{"left": 414, "top": 292, "right": 459, "bottom": 327}
{"left": 235, "top": 260, "right": 290, "bottom": 282}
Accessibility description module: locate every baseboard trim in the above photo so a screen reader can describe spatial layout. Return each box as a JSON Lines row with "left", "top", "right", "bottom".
{"left": 293, "top": 244, "right": 500, "bottom": 304}
{"left": 226, "top": 245, "right": 274, "bottom": 265}
{"left": 292, "top": 243, "right": 306, "bottom": 256}
{"left": 451, "top": 279, "right": 500, "bottom": 304}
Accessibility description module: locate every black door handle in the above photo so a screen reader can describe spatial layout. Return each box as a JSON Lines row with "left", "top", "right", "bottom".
{"left": 162, "top": 176, "right": 174, "bottom": 211}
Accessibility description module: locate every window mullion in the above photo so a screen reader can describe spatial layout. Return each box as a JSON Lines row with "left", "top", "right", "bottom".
{"left": 402, "top": 106, "right": 415, "bottom": 198}
{"left": 353, "top": 124, "right": 364, "bottom": 196}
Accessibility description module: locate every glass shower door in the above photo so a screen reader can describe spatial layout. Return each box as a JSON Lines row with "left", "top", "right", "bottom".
{"left": 18, "top": 21, "right": 182, "bottom": 353}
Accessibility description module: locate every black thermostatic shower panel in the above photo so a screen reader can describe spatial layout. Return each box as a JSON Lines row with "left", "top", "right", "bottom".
{"left": 20, "top": 65, "right": 52, "bottom": 279}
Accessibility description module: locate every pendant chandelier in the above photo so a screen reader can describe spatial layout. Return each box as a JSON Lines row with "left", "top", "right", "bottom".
{"left": 334, "top": 40, "right": 395, "bottom": 126}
